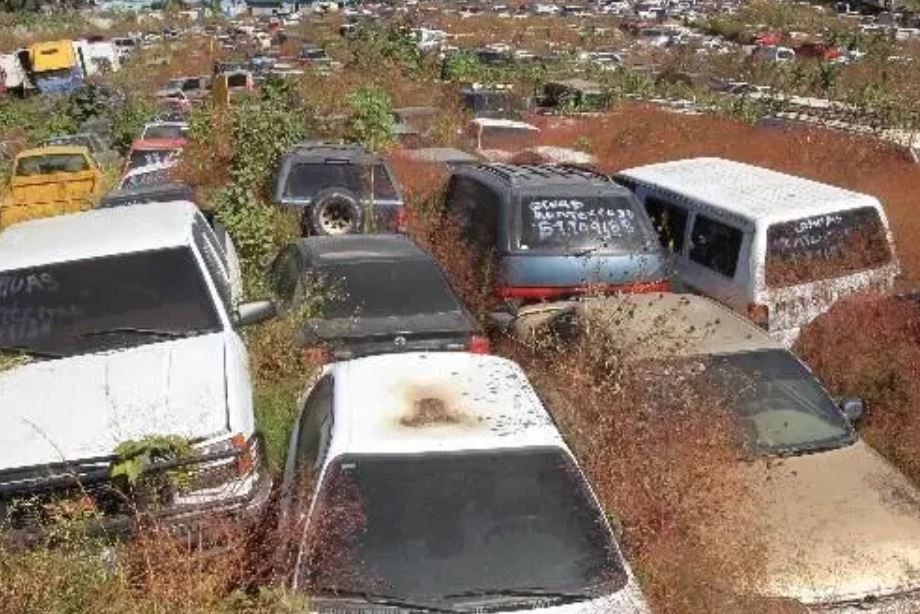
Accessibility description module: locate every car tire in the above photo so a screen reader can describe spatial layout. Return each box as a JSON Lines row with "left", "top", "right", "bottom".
{"left": 307, "top": 188, "right": 363, "bottom": 236}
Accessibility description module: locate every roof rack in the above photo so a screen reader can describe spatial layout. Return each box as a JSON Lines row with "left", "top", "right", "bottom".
{"left": 474, "top": 163, "right": 610, "bottom": 185}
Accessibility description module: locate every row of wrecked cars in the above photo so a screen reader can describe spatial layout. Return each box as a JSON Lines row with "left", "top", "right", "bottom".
{"left": 1, "top": 138, "right": 919, "bottom": 612}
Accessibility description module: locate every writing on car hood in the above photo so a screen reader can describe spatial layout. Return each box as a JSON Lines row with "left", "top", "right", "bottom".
{"left": 0, "top": 334, "right": 228, "bottom": 471}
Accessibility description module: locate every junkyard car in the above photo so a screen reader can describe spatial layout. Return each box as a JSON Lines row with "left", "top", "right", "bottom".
{"left": 277, "top": 351, "right": 651, "bottom": 613}
{"left": 444, "top": 163, "right": 670, "bottom": 302}
{"left": 0, "top": 201, "right": 273, "bottom": 542}
{"left": 269, "top": 235, "right": 487, "bottom": 359}
{"left": 1, "top": 145, "right": 102, "bottom": 230}
{"left": 272, "top": 142, "right": 405, "bottom": 236}
{"left": 616, "top": 158, "right": 899, "bottom": 345}
{"left": 511, "top": 293, "right": 920, "bottom": 613}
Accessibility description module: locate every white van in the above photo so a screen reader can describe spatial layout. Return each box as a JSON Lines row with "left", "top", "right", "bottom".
{"left": 616, "top": 158, "right": 899, "bottom": 345}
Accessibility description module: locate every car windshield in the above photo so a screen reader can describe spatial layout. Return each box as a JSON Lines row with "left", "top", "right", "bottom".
{"left": 317, "top": 260, "right": 461, "bottom": 319}
{"left": 284, "top": 163, "right": 397, "bottom": 200}
{"left": 302, "top": 449, "right": 627, "bottom": 606}
{"left": 16, "top": 154, "right": 89, "bottom": 176}
{"left": 700, "top": 349, "right": 854, "bottom": 455}
{"left": 0, "top": 248, "right": 220, "bottom": 358}
{"left": 142, "top": 125, "right": 187, "bottom": 140}
{"left": 765, "top": 207, "right": 892, "bottom": 287}
{"left": 518, "top": 195, "right": 650, "bottom": 252}
{"left": 126, "top": 149, "right": 180, "bottom": 171}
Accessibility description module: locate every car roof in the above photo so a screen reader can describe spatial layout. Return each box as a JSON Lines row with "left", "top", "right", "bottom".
{"left": 16, "top": 145, "right": 90, "bottom": 159}
{"left": 325, "top": 352, "right": 566, "bottom": 456}
{"left": 281, "top": 141, "right": 379, "bottom": 165}
{"left": 456, "top": 163, "right": 620, "bottom": 191}
{"left": 0, "top": 201, "right": 199, "bottom": 270}
{"left": 517, "top": 293, "right": 780, "bottom": 358}
{"left": 470, "top": 117, "right": 539, "bottom": 130}
{"left": 295, "top": 234, "right": 429, "bottom": 264}
{"left": 617, "top": 157, "right": 882, "bottom": 225}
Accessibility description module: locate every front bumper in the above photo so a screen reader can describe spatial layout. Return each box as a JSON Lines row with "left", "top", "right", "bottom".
{"left": 1, "top": 438, "right": 274, "bottom": 550}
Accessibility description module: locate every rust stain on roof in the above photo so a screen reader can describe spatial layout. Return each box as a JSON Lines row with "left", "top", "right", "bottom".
{"left": 396, "top": 383, "right": 478, "bottom": 428}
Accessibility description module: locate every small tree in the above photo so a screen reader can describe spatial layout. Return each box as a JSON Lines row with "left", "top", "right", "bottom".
{"left": 344, "top": 86, "right": 394, "bottom": 154}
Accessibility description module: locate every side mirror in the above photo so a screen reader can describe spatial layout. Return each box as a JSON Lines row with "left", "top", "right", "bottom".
{"left": 234, "top": 300, "right": 277, "bottom": 327}
{"left": 488, "top": 310, "right": 516, "bottom": 333}
{"left": 840, "top": 398, "right": 865, "bottom": 424}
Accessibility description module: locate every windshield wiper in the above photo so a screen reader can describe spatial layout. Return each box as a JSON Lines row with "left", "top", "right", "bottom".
{"left": 445, "top": 587, "right": 590, "bottom": 604}
{"left": 315, "top": 588, "right": 455, "bottom": 612}
{"left": 0, "top": 345, "right": 65, "bottom": 360}
{"left": 79, "top": 327, "right": 200, "bottom": 340}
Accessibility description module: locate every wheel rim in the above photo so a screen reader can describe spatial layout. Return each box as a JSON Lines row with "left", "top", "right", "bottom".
{"left": 318, "top": 201, "right": 355, "bottom": 235}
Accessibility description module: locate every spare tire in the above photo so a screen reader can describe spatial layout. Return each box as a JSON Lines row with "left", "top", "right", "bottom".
{"left": 307, "top": 188, "right": 363, "bottom": 236}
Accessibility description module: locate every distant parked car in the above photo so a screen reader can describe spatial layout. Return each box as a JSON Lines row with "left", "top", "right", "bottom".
{"left": 0, "top": 202, "right": 273, "bottom": 544}
{"left": 616, "top": 158, "right": 899, "bottom": 345}
{"left": 467, "top": 118, "right": 540, "bottom": 160}
{"left": 269, "top": 235, "right": 486, "bottom": 359}
{"left": 444, "top": 164, "right": 669, "bottom": 303}
{"left": 277, "top": 351, "right": 651, "bottom": 613}
{"left": 753, "top": 45, "right": 796, "bottom": 63}
{"left": 1, "top": 145, "right": 102, "bottom": 230}
{"left": 510, "top": 292, "right": 920, "bottom": 612}
{"left": 155, "top": 88, "right": 192, "bottom": 114}
{"left": 124, "top": 137, "right": 185, "bottom": 173}
{"left": 272, "top": 142, "right": 405, "bottom": 236}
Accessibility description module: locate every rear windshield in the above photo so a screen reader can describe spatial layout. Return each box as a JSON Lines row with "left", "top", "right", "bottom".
{"left": 765, "top": 207, "right": 892, "bottom": 287}
{"left": 518, "top": 195, "right": 649, "bottom": 252}
{"left": 476, "top": 125, "right": 537, "bottom": 151}
{"left": 142, "top": 125, "right": 187, "bottom": 140}
{"left": 126, "top": 149, "right": 180, "bottom": 172}
{"left": 120, "top": 168, "right": 170, "bottom": 190}
{"left": 284, "top": 163, "right": 397, "bottom": 201}
{"left": 319, "top": 260, "right": 461, "bottom": 319}
{"left": 16, "top": 154, "right": 88, "bottom": 176}
{"left": 227, "top": 73, "right": 248, "bottom": 88}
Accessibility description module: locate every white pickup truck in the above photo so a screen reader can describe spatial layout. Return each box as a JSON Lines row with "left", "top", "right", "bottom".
{"left": 0, "top": 201, "right": 274, "bottom": 543}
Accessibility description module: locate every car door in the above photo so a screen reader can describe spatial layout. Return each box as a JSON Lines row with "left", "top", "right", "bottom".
{"left": 682, "top": 212, "right": 752, "bottom": 311}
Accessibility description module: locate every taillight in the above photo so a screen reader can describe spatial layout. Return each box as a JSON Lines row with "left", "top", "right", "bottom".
{"left": 496, "top": 279, "right": 670, "bottom": 300}
{"left": 468, "top": 335, "right": 491, "bottom": 354}
{"left": 395, "top": 207, "right": 408, "bottom": 233}
{"left": 231, "top": 433, "right": 254, "bottom": 476}
{"left": 747, "top": 303, "right": 769, "bottom": 329}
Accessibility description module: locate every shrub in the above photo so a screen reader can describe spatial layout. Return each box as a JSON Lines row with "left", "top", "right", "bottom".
{"left": 344, "top": 85, "right": 395, "bottom": 153}
{"left": 797, "top": 294, "right": 920, "bottom": 485}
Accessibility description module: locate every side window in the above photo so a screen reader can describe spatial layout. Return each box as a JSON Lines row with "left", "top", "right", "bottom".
{"left": 444, "top": 175, "right": 479, "bottom": 239}
{"left": 689, "top": 214, "right": 743, "bottom": 278}
{"left": 270, "top": 246, "right": 302, "bottom": 305}
{"left": 645, "top": 196, "right": 688, "bottom": 253}
{"left": 192, "top": 217, "right": 232, "bottom": 311}
{"left": 472, "top": 183, "right": 500, "bottom": 248}
{"left": 296, "top": 376, "right": 334, "bottom": 475}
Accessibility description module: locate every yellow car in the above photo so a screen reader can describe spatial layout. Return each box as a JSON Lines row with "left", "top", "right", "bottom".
{"left": 1, "top": 146, "right": 102, "bottom": 230}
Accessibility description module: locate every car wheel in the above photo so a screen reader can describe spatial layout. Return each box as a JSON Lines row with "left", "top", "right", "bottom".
{"left": 309, "top": 188, "right": 363, "bottom": 236}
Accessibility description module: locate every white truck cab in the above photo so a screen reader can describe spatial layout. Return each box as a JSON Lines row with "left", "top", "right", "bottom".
{"left": 0, "top": 201, "right": 273, "bottom": 539}
{"left": 617, "top": 158, "right": 899, "bottom": 346}
{"left": 279, "top": 352, "right": 651, "bottom": 613}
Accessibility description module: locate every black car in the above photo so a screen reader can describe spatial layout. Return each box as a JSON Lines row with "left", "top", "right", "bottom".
{"left": 269, "top": 235, "right": 487, "bottom": 359}
{"left": 272, "top": 142, "right": 405, "bottom": 237}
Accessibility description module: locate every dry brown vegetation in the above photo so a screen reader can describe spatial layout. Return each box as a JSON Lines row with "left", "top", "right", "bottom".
{"left": 797, "top": 294, "right": 920, "bottom": 486}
